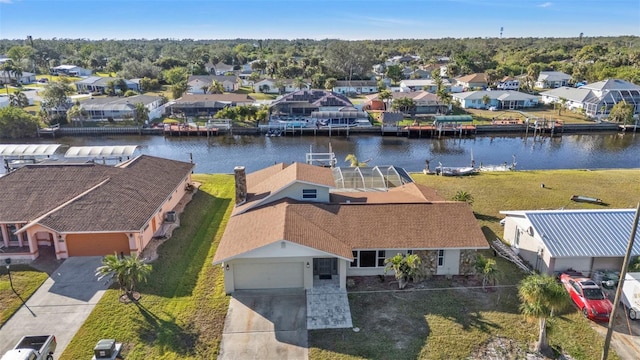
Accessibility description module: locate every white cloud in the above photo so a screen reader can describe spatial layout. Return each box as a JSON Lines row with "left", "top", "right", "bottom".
{"left": 539, "top": 2, "right": 553, "bottom": 7}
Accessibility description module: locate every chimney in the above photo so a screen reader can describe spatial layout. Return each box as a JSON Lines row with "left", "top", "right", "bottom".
{"left": 234, "top": 166, "right": 247, "bottom": 206}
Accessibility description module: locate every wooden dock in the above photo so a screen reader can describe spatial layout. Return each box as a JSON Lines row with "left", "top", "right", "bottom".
{"left": 163, "top": 124, "right": 219, "bottom": 137}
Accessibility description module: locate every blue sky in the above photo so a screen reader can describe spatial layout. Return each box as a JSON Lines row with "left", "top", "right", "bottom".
{"left": 0, "top": 0, "right": 638, "bottom": 40}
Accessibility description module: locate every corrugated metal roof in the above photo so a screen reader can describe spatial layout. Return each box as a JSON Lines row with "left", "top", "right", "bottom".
{"left": 64, "top": 146, "right": 139, "bottom": 158}
{"left": 0, "top": 144, "right": 62, "bottom": 157}
{"left": 506, "top": 209, "right": 640, "bottom": 258}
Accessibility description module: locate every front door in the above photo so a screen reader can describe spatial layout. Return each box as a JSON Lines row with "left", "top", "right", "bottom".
{"left": 313, "top": 258, "right": 337, "bottom": 280}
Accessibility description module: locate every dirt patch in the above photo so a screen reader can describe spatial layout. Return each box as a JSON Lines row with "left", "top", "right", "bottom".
{"left": 468, "top": 337, "right": 577, "bottom": 360}
{"left": 140, "top": 183, "right": 199, "bottom": 263}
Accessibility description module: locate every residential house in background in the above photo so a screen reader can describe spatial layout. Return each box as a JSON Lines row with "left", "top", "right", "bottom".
{"left": 496, "top": 76, "right": 521, "bottom": 90}
{"left": 0, "top": 155, "right": 194, "bottom": 260}
{"left": 187, "top": 75, "right": 239, "bottom": 94}
{"left": 363, "top": 91, "right": 445, "bottom": 114}
{"left": 269, "top": 90, "right": 352, "bottom": 117}
{"left": 167, "top": 93, "right": 255, "bottom": 117}
{"left": 205, "top": 62, "right": 235, "bottom": 75}
{"left": 0, "top": 70, "right": 36, "bottom": 84}
{"left": 254, "top": 78, "right": 309, "bottom": 94}
{"left": 79, "top": 95, "right": 164, "bottom": 121}
{"left": 451, "top": 90, "right": 539, "bottom": 109}
{"left": 540, "top": 79, "right": 640, "bottom": 118}
{"left": 50, "top": 64, "right": 93, "bottom": 77}
{"left": 455, "top": 73, "right": 489, "bottom": 89}
{"left": 399, "top": 79, "right": 452, "bottom": 93}
{"left": 213, "top": 162, "right": 488, "bottom": 293}
{"left": 535, "top": 71, "right": 572, "bottom": 89}
{"left": 75, "top": 76, "right": 139, "bottom": 94}
{"left": 332, "top": 80, "right": 378, "bottom": 95}
{"left": 500, "top": 209, "right": 640, "bottom": 275}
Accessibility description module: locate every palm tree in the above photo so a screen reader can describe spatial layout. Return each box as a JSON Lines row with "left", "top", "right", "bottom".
{"left": 482, "top": 94, "right": 491, "bottom": 109}
{"left": 518, "top": 274, "right": 568, "bottom": 354}
{"left": 134, "top": 102, "right": 149, "bottom": 127}
{"left": 345, "top": 154, "right": 368, "bottom": 167}
{"left": 273, "top": 79, "right": 285, "bottom": 95}
{"left": 66, "top": 101, "right": 86, "bottom": 127}
{"left": 200, "top": 85, "right": 209, "bottom": 94}
{"left": 557, "top": 97, "right": 568, "bottom": 115}
{"left": 9, "top": 89, "right": 29, "bottom": 108}
{"left": 96, "top": 253, "right": 152, "bottom": 301}
{"left": 475, "top": 254, "right": 498, "bottom": 291}
{"left": 293, "top": 77, "right": 306, "bottom": 91}
{"left": 208, "top": 80, "right": 224, "bottom": 94}
{"left": 378, "top": 89, "right": 392, "bottom": 110}
{"left": 384, "top": 253, "right": 423, "bottom": 289}
{"left": 452, "top": 190, "right": 474, "bottom": 205}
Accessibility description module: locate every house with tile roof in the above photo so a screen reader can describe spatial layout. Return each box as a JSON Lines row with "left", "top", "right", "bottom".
{"left": 540, "top": 79, "right": 640, "bottom": 118}
{"left": 0, "top": 155, "right": 194, "bottom": 261}
{"left": 455, "top": 73, "right": 489, "bottom": 89}
{"left": 451, "top": 90, "right": 538, "bottom": 109}
{"left": 213, "top": 162, "right": 488, "bottom": 293}
{"left": 535, "top": 71, "right": 572, "bottom": 89}
{"left": 167, "top": 93, "right": 255, "bottom": 117}
{"left": 187, "top": 75, "right": 239, "bottom": 94}
{"left": 500, "top": 209, "right": 640, "bottom": 275}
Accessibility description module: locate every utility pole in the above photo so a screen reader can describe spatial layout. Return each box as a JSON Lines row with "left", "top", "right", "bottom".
{"left": 601, "top": 201, "right": 640, "bottom": 360}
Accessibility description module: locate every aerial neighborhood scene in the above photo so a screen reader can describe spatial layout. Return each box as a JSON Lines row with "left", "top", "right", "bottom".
{"left": 1, "top": 0, "right": 640, "bottom": 359}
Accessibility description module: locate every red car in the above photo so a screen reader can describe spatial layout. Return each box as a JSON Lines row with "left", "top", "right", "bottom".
{"left": 560, "top": 273, "right": 613, "bottom": 322}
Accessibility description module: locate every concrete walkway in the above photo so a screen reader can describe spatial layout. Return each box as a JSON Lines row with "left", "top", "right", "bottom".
{"left": 219, "top": 290, "right": 308, "bottom": 360}
{"left": 306, "top": 279, "right": 353, "bottom": 330}
{"left": 0, "top": 256, "right": 110, "bottom": 357}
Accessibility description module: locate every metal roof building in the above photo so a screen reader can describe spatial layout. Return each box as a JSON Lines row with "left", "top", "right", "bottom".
{"left": 500, "top": 209, "right": 640, "bottom": 275}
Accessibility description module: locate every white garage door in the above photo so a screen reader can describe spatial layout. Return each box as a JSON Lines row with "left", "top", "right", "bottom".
{"left": 554, "top": 257, "right": 592, "bottom": 275}
{"left": 234, "top": 262, "right": 304, "bottom": 290}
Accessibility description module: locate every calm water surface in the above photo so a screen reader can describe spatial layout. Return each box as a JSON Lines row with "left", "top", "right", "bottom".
{"left": 6, "top": 132, "right": 640, "bottom": 174}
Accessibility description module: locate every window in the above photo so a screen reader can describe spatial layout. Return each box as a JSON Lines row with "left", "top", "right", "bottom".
{"left": 377, "top": 250, "right": 386, "bottom": 267}
{"left": 438, "top": 250, "right": 444, "bottom": 266}
{"left": 351, "top": 251, "right": 358, "bottom": 267}
{"left": 514, "top": 227, "right": 521, "bottom": 248}
{"left": 302, "top": 189, "right": 317, "bottom": 199}
{"left": 407, "top": 250, "right": 413, "bottom": 255}
{"left": 359, "top": 251, "right": 377, "bottom": 267}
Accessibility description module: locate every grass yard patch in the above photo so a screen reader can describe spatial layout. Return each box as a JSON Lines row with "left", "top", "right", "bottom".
{"left": 0, "top": 267, "right": 49, "bottom": 325}
{"left": 60, "top": 174, "right": 234, "bottom": 360}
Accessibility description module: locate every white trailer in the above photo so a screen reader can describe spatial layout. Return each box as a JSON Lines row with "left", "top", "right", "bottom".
{"left": 621, "top": 272, "right": 640, "bottom": 319}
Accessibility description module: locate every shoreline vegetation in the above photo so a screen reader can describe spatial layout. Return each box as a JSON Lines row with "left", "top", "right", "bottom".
{"left": 50, "top": 168, "right": 638, "bottom": 359}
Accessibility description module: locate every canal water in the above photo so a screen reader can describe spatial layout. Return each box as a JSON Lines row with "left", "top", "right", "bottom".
{"left": 4, "top": 132, "right": 640, "bottom": 174}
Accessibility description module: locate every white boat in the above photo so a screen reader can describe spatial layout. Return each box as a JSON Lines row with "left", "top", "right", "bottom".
{"left": 435, "top": 166, "right": 477, "bottom": 176}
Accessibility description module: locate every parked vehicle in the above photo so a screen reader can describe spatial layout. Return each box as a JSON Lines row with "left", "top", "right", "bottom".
{"left": 91, "top": 339, "right": 123, "bottom": 360}
{"left": 621, "top": 272, "right": 640, "bottom": 320}
{"left": 1, "top": 335, "right": 56, "bottom": 360}
{"left": 592, "top": 269, "right": 620, "bottom": 289}
{"left": 559, "top": 273, "right": 613, "bottom": 322}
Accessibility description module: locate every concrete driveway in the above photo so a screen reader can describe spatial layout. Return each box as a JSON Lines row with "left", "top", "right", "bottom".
{"left": 0, "top": 256, "right": 110, "bottom": 357}
{"left": 218, "top": 289, "right": 308, "bottom": 360}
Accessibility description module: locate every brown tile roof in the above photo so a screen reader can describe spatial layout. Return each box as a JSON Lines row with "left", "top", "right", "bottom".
{"left": 234, "top": 162, "right": 335, "bottom": 214}
{"left": 214, "top": 200, "right": 488, "bottom": 263}
{"left": 0, "top": 155, "right": 194, "bottom": 233}
{"left": 330, "top": 183, "right": 444, "bottom": 203}
{"left": 456, "top": 73, "right": 488, "bottom": 84}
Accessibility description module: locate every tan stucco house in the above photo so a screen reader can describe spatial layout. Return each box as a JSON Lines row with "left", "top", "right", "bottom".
{"left": 0, "top": 155, "right": 194, "bottom": 261}
{"left": 213, "top": 163, "right": 489, "bottom": 294}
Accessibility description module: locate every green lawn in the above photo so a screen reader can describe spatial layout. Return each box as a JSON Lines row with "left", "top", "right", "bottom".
{"left": 464, "top": 106, "right": 592, "bottom": 125}
{"left": 0, "top": 266, "right": 49, "bottom": 325}
{"left": 60, "top": 174, "right": 235, "bottom": 360}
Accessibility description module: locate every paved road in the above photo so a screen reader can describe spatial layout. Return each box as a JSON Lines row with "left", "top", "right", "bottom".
{"left": 218, "top": 289, "right": 308, "bottom": 360}
{"left": 0, "top": 257, "right": 110, "bottom": 358}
